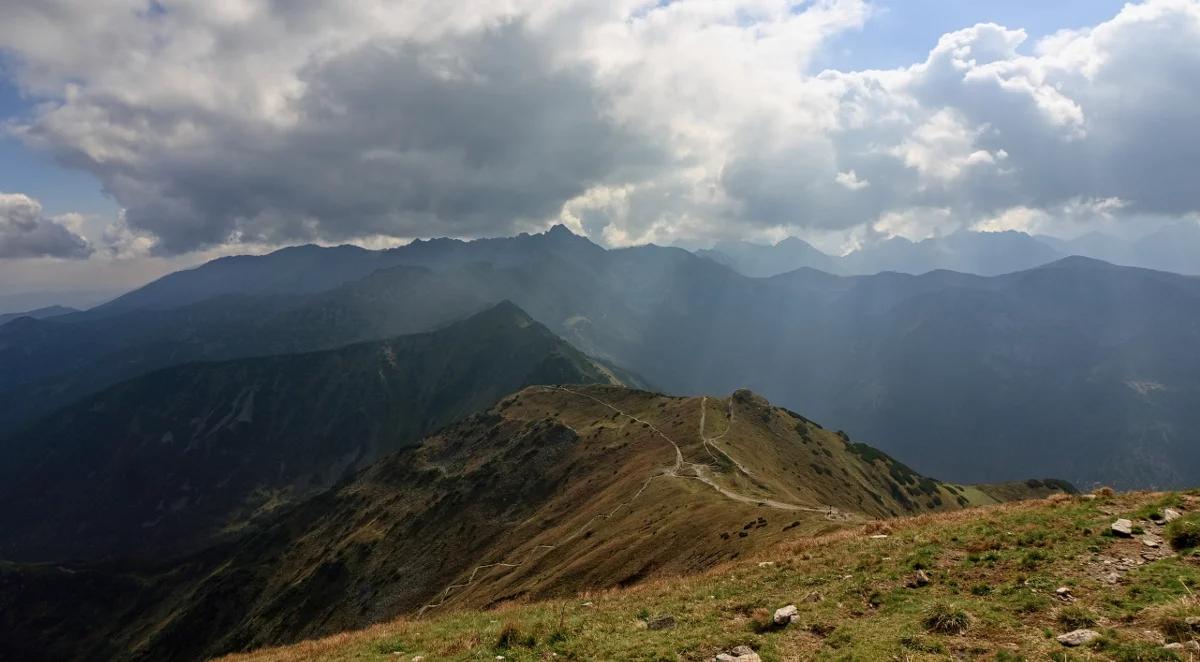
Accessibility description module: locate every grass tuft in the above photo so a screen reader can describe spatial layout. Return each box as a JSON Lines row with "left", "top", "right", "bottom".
{"left": 1166, "top": 513, "right": 1200, "bottom": 551}
{"left": 1056, "top": 605, "right": 1098, "bottom": 629}
{"left": 922, "top": 601, "right": 971, "bottom": 635}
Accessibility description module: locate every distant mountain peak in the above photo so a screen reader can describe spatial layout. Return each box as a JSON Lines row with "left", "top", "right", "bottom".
{"left": 1039, "top": 254, "right": 1117, "bottom": 270}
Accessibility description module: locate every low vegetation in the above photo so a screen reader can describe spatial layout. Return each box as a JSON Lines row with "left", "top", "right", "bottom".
{"left": 220, "top": 490, "right": 1200, "bottom": 661}
{"left": 1167, "top": 513, "right": 1200, "bottom": 551}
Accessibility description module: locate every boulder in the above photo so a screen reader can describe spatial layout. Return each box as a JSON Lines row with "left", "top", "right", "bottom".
{"left": 773, "top": 604, "right": 799, "bottom": 626}
{"left": 715, "top": 645, "right": 762, "bottom": 662}
{"left": 906, "top": 569, "right": 931, "bottom": 588}
{"left": 646, "top": 614, "right": 676, "bottom": 631}
{"left": 1111, "top": 519, "right": 1134, "bottom": 537}
{"left": 1057, "top": 629, "right": 1101, "bottom": 647}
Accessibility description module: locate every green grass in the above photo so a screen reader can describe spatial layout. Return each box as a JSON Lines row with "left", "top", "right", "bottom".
{"left": 221, "top": 492, "right": 1200, "bottom": 662}
{"left": 1166, "top": 513, "right": 1200, "bottom": 551}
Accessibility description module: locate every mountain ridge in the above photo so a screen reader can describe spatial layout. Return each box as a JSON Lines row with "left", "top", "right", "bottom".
{"left": 0, "top": 301, "right": 627, "bottom": 562}
{"left": 0, "top": 384, "right": 1068, "bottom": 662}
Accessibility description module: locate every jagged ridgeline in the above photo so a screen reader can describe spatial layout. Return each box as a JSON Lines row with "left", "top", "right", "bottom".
{"left": 0, "top": 384, "right": 1069, "bottom": 662}
{"left": 0, "top": 301, "right": 630, "bottom": 562}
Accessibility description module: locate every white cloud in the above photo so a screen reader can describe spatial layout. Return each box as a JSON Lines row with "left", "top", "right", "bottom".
{"left": 873, "top": 207, "right": 954, "bottom": 241}
{"left": 0, "top": 0, "right": 1199, "bottom": 257}
{"left": 835, "top": 170, "right": 870, "bottom": 190}
{"left": 0, "top": 192, "right": 93, "bottom": 258}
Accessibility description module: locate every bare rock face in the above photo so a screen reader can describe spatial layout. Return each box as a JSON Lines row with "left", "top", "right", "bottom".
{"left": 1111, "top": 519, "right": 1134, "bottom": 537}
{"left": 1057, "top": 629, "right": 1101, "bottom": 647}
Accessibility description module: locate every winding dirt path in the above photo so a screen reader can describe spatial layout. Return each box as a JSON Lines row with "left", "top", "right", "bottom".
{"left": 418, "top": 386, "right": 851, "bottom": 615}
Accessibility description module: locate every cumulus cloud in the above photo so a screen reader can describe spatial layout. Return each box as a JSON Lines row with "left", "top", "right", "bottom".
{"left": 0, "top": 193, "right": 93, "bottom": 258}
{"left": 1, "top": 0, "right": 1199, "bottom": 253}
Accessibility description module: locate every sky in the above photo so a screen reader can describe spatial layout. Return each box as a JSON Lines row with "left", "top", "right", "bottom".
{"left": 1, "top": 0, "right": 1198, "bottom": 301}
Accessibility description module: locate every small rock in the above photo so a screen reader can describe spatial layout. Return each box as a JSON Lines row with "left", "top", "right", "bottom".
{"left": 1057, "top": 629, "right": 1101, "bottom": 647}
{"left": 1165, "top": 641, "right": 1200, "bottom": 652}
{"left": 714, "top": 645, "right": 762, "bottom": 662}
{"left": 906, "top": 569, "right": 931, "bottom": 588}
{"left": 1081, "top": 494, "right": 1097, "bottom": 500}
{"left": 1186, "top": 616, "right": 1200, "bottom": 628}
{"left": 411, "top": 657, "right": 423, "bottom": 662}
{"left": 869, "top": 534, "right": 889, "bottom": 539}
{"left": 646, "top": 614, "right": 676, "bottom": 631}
{"left": 773, "top": 604, "right": 798, "bottom": 626}
{"left": 1111, "top": 519, "right": 1134, "bottom": 537}
{"left": 1055, "top": 587, "right": 1074, "bottom": 601}
{"left": 757, "top": 561, "right": 776, "bottom": 568}
{"left": 1142, "top": 534, "right": 1163, "bottom": 548}
{"left": 1104, "top": 572, "right": 1121, "bottom": 584}
{"left": 802, "top": 591, "right": 823, "bottom": 603}
{"left": 1164, "top": 508, "right": 1183, "bottom": 522}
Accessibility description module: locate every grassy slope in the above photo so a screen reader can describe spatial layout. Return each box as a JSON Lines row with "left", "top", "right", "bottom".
{"left": 221, "top": 491, "right": 1200, "bottom": 662}
{"left": 0, "top": 385, "right": 1064, "bottom": 662}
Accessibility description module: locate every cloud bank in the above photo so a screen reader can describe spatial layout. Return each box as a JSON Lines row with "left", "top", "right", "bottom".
{"left": 0, "top": 193, "right": 92, "bottom": 258}
{"left": 1, "top": 0, "right": 1199, "bottom": 255}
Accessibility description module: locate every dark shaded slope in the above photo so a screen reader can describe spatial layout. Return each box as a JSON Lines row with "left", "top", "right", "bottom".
{"left": 0, "top": 302, "right": 621, "bottom": 562}
{"left": 0, "top": 385, "right": 1067, "bottom": 662}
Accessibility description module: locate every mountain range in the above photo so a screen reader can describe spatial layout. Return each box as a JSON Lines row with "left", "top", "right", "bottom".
{"left": 2, "top": 226, "right": 1193, "bottom": 489}
{"left": 698, "top": 223, "right": 1200, "bottom": 278}
{"left": 0, "top": 384, "right": 1066, "bottom": 662}
{"left": 0, "top": 305, "right": 77, "bottom": 327}
{"left": 0, "top": 302, "right": 628, "bottom": 562}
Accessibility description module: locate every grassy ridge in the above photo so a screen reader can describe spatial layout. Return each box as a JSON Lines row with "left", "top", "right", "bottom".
{"left": 221, "top": 490, "right": 1200, "bottom": 661}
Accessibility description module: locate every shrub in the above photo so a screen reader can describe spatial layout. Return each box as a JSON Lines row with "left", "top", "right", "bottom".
{"left": 1056, "top": 606, "right": 1098, "bottom": 629}
{"left": 496, "top": 622, "right": 535, "bottom": 649}
{"left": 1166, "top": 513, "right": 1200, "bottom": 551}
{"left": 922, "top": 602, "right": 971, "bottom": 635}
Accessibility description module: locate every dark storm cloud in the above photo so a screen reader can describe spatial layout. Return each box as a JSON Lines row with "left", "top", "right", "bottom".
{"left": 52, "top": 22, "right": 656, "bottom": 254}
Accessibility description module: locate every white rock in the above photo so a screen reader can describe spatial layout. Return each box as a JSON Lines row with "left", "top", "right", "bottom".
{"left": 1111, "top": 519, "right": 1134, "bottom": 537}
{"left": 1164, "top": 508, "right": 1183, "bottom": 522}
{"left": 773, "top": 604, "right": 799, "bottom": 626}
{"left": 1057, "top": 629, "right": 1101, "bottom": 647}
{"left": 715, "top": 645, "right": 762, "bottom": 662}
{"left": 757, "top": 561, "right": 775, "bottom": 568}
